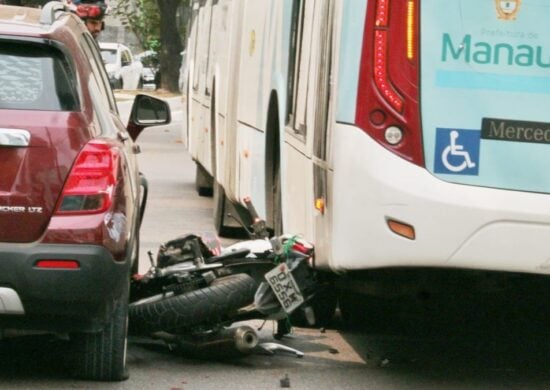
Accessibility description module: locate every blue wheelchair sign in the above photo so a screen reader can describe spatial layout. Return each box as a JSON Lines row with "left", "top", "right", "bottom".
{"left": 434, "top": 128, "right": 480, "bottom": 175}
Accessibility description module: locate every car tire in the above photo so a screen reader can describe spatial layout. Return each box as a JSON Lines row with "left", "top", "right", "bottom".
{"left": 129, "top": 273, "right": 257, "bottom": 334}
{"left": 72, "top": 279, "right": 129, "bottom": 381}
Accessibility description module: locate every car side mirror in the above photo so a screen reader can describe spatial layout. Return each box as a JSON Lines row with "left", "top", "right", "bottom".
{"left": 127, "top": 94, "right": 171, "bottom": 141}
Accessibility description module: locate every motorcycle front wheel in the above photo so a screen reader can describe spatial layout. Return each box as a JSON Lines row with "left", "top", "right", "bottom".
{"left": 129, "top": 273, "right": 257, "bottom": 334}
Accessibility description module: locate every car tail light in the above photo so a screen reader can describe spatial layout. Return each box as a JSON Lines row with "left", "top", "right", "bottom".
{"left": 356, "top": 0, "right": 423, "bottom": 166}
{"left": 35, "top": 260, "right": 80, "bottom": 269}
{"left": 56, "top": 140, "right": 119, "bottom": 215}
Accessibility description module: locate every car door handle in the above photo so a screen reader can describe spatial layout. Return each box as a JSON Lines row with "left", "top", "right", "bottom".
{"left": 0, "top": 128, "right": 30, "bottom": 147}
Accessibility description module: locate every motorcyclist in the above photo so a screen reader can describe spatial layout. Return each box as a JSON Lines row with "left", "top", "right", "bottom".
{"left": 71, "top": 0, "right": 108, "bottom": 40}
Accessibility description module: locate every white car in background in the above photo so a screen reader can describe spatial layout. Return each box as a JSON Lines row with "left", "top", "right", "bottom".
{"left": 99, "top": 42, "right": 143, "bottom": 90}
{"left": 135, "top": 50, "right": 159, "bottom": 89}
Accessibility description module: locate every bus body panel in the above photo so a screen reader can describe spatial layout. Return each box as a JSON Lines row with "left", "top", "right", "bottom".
{"left": 422, "top": 0, "right": 550, "bottom": 193}
{"left": 212, "top": 0, "right": 233, "bottom": 182}
{"left": 188, "top": 2, "right": 213, "bottom": 171}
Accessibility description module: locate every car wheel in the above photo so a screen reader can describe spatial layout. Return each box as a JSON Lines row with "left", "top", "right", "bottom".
{"left": 72, "top": 279, "right": 129, "bottom": 381}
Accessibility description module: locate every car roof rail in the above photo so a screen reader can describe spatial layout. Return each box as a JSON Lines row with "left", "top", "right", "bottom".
{"left": 40, "top": 1, "right": 68, "bottom": 26}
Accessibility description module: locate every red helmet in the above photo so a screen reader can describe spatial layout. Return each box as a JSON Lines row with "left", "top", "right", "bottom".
{"left": 75, "top": 2, "right": 107, "bottom": 20}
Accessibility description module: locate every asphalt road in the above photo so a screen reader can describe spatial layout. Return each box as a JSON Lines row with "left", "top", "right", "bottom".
{"left": 1, "top": 93, "right": 550, "bottom": 389}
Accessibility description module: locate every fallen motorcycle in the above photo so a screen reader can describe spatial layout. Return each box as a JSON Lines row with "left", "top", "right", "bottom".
{"left": 129, "top": 199, "right": 323, "bottom": 355}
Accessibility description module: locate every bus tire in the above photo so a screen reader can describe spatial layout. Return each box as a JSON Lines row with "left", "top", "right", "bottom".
{"left": 129, "top": 274, "right": 257, "bottom": 334}
{"left": 195, "top": 163, "right": 213, "bottom": 196}
{"left": 213, "top": 181, "right": 243, "bottom": 237}
{"left": 290, "top": 286, "right": 338, "bottom": 327}
{"left": 272, "top": 165, "right": 283, "bottom": 236}
{"left": 213, "top": 181, "right": 230, "bottom": 236}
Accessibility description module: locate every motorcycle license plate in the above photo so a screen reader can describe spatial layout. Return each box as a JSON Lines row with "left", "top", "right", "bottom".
{"left": 265, "top": 262, "right": 305, "bottom": 314}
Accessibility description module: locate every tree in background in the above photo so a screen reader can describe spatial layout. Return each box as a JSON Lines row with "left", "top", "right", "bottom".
{"left": 112, "top": 0, "right": 186, "bottom": 93}
{"left": 111, "top": 0, "right": 160, "bottom": 52}
{"left": 156, "top": 0, "right": 183, "bottom": 92}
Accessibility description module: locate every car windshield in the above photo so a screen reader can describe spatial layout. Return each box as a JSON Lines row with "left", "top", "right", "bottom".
{"left": 0, "top": 41, "right": 79, "bottom": 111}
{"left": 100, "top": 48, "right": 117, "bottom": 64}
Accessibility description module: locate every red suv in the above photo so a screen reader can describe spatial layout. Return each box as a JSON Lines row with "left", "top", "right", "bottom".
{"left": 0, "top": 2, "right": 170, "bottom": 381}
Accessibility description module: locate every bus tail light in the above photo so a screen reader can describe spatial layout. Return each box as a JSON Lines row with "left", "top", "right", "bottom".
{"left": 406, "top": 0, "right": 416, "bottom": 60}
{"left": 374, "top": 30, "right": 404, "bottom": 112}
{"left": 384, "top": 126, "right": 403, "bottom": 145}
{"left": 375, "top": 0, "right": 389, "bottom": 26}
{"left": 356, "top": 0, "right": 423, "bottom": 166}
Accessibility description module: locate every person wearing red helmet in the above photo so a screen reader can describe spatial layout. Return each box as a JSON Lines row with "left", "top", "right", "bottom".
{"left": 72, "top": 0, "right": 107, "bottom": 39}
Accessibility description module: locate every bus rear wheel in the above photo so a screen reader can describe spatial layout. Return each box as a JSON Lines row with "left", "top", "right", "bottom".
{"left": 195, "top": 163, "right": 213, "bottom": 197}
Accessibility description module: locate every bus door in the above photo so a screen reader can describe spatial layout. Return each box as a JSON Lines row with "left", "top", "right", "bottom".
{"left": 285, "top": 0, "right": 334, "bottom": 256}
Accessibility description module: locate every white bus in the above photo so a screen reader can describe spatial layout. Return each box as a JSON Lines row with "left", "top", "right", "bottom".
{"left": 184, "top": 0, "right": 550, "bottom": 318}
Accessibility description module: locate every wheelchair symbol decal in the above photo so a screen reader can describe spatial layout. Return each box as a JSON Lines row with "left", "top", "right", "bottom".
{"left": 434, "top": 128, "right": 480, "bottom": 175}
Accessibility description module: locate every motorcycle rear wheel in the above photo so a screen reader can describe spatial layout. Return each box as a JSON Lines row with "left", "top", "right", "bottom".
{"left": 129, "top": 273, "right": 257, "bottom": 334}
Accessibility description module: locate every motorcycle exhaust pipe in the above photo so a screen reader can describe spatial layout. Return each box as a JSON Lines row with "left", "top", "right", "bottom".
{"left": 232, "top": 325, "right": 260, "bottom": 353}
{"left": 152, "top": 325, "right": 259, "bottom": 357}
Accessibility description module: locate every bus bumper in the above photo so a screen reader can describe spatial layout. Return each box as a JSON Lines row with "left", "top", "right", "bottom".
{"left": 328, "top": 124, "right": 550, "bottom": 275}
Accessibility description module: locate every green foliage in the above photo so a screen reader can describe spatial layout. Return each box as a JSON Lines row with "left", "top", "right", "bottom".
{"left": 111, "top": 0, "right": 161, "bottom": 51}
{"left": 112, "top": 0, "right": 187, "bottom": 91}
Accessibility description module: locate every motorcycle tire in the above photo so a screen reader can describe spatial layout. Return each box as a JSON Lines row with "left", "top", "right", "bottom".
{"left": 129, "top": 273, "right": 257, "bottom": 334}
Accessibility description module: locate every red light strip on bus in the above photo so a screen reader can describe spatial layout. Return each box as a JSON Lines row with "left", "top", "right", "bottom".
{"left": 375, "top": 0, "right": 389, "bottom": 27}
{"left": 374, "top": 30, "right": 403, "bottom": 112}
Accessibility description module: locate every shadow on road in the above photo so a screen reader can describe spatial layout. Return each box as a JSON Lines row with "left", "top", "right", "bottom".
{"left": 336, "top": 272, "right": 550, "bottom": 389}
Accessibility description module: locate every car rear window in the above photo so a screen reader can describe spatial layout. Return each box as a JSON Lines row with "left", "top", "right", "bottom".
{"left": 0, "top": 41, "right": 79, "bottom": 111}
